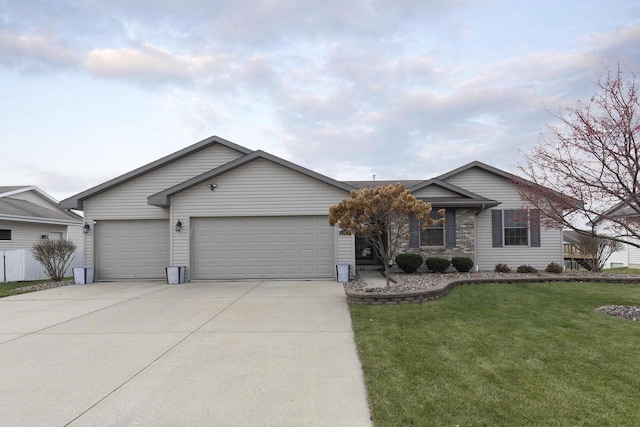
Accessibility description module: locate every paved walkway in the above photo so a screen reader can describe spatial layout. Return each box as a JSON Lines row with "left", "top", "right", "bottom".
{"left": 0, "top": 281, "right": 372, "bottom": 426}
{"left": 357, "top": 269, "right": 401, "bottom": 288}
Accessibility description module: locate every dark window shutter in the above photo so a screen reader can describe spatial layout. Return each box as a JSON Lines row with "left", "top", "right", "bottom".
{"left": 530, "top": 209, "right": 541, "bottom": 247}
{"left": 445, "top": 208, "right": 456, "bottom": 248}
{"left": 408, "top": 213, "right": 419, "bottom": 248}
{"left": 492, "top": 210, "right": 503, "bottom": 247}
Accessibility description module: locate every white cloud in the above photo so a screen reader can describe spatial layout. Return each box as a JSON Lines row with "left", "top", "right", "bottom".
{"left": 0, "top": 31, "right": 77, "bottom": 71}
{"left": 84, "top": 44, "right": 231, "bottom": 85}
{"left": 2, "top": 0, "right": 640, "bottom": 193}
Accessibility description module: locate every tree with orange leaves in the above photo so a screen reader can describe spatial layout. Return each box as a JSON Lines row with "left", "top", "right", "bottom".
{"left": 329, "top": 183, "right": 444, "bottom": 287}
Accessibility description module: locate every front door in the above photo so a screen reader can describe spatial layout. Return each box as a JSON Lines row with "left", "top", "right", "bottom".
{"left": 355, "top": 235, "right": 382, "bottom": 265}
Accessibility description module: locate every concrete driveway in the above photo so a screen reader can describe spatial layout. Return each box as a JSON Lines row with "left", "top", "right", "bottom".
{"left": 0, "top": 280, "right": 372, "bottom": 426}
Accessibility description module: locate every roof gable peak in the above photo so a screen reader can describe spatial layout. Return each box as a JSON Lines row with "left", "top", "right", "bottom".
{"left": 148, "top": 150, "right": 355, "bottom": 207}
{"left": 60, "top": 135, "right": 252, "bottom": 210}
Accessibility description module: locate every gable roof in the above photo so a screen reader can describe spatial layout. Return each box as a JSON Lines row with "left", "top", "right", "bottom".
{"left": 436, "top": 160, "right": 581, "bottom": 209}
{"left": 148, "top": 150, "right": 356, "bottom": 207}
{"left": 0, "top": 185, "right": 60, "bottom": 206}
{"left": 436, "top": 160, "right": 519, "bottom": 182}
{"left": 0, "top": 186, "right": 81, "bottom": 224}
{"left": 408, "top": 178, "right": 500, "bottom": 208}
{"left": 0, "top": 198, "right": 81, "bottom": 224}
{"left": 343, "top": 178, "right": 500, "bottom": 208}
{"left": 59, "top": 135, "right": 252, "bottom": 210}
{"left": 592, "top": 195, "right": 640, "bottom": 226}
{"left": 343, "top": 180, "right": 425, "bottom": 189}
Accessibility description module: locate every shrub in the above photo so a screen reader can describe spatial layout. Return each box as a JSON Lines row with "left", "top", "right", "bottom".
{"left": 516, "top": 264, "right": 537, "bottom": 273}
{"left": 451, "top": 257, "right": 474, "bottom": 273}
{"left": 30, "top": 239, "right": 77, "bottom": 282}
{"left": 425, "top": 257, "right": 451, "bottom": 273}
{"left": 494, "top": 263, "right": 511, "bottom": 273}
{"left": 395, "top": 253, "right": 424, "bottom": 273}
{"left": 545, "top": 262, "right": 563, "bottom": 273}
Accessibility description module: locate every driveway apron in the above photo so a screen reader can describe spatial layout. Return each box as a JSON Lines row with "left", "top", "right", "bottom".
{"left": 0, "top": 280, "right": 372, "bottom": 426}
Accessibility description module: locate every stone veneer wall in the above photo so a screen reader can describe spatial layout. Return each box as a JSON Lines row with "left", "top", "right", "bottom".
{"left": 396, "top": 208, "right": 475, "bottom": 261}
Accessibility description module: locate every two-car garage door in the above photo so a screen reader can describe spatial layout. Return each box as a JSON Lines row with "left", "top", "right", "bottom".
{"left": 94, "top": 217, "right": 334, "bottom": 280}
{"left": 191, "top": 216, "right": 334, "bottom": 280}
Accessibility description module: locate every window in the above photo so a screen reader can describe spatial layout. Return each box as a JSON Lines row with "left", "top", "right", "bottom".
{"left": 49, "top": 231, "right": 63, "bottom": 241}
{"left": 0, "top": 229, "right": 11, "bottom": 240}
{"left": 504, "top": 210, "right": 529, "bottom": 246}
{"left": 419, "top": 212, "right": 445, "bottom": 247}
{"left": 492, "top": 209, "right": 540, "bottom": 248}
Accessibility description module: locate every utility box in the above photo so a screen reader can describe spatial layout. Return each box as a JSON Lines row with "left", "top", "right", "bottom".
{"left": 73, "top": 267, "right": 95, "bottom": 285}
{"left": 166, "top": 266, "right": 186, "bottom": 284}
{"left": 336, "top": 263, "right": 350, "bottom": 283}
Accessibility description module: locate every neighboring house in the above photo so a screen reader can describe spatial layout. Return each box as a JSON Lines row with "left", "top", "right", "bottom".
{"left": 0, "top": 186, "right": 83, "bottom": 251}
{"left": 606, "top": 243, "right": 635, "bottom": 268}
{"left": 60, "top": 136, "right": 564, "bottom": 281}
{"left": 594, "top": 201, "right": 640, "bottom": 268}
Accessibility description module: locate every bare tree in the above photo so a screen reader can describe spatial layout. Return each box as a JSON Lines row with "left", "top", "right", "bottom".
{"left": 30, "top": 239, "right": 77, "bottom": 282}
{"left": 576, "top": 235, "right": 623, "bottom": 272}
{"left": 329, "top": 183, "right": 443, "bottom": 287}
{"left": 516, "top": 64, "right": 640, "bottom": 247}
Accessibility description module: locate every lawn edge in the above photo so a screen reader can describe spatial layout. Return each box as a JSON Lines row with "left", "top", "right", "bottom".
{"left": 346, "top": 276, "right": 640, "bottom": 305}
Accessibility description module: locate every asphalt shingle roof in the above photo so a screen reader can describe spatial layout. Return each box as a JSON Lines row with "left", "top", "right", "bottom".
{"left": 0, "top": 198, "right": 79, "bottom": 222}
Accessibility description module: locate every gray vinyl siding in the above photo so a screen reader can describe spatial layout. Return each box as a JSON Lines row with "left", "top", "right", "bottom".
{"left": 66, "top": 224, "right": 84, "bottom": 248}
{"left": 82, "top": 144, "right": 244, "bottom": 266}
{"left": 444, "top": 168, "right": 563, "bottom": 270}
{"left": 85, "top": 144, "right": 243, "bottom": 220}
{"left": 0, "top": 220, "right": 68, "bottom": 251}
{"left": 170, "top": 158, "right": 349, "bottom": 267}
{"left": 411, "top": 186, "right": 462, "bottom": 198}
{"left": 336, "top": 231, "right": 355, "bottom": 276}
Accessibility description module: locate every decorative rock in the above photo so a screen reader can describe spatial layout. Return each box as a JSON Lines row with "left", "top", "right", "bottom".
{"left": 595, "top": 305, "right": 640, "bottom": 321}
{"left": 345, "top": 272, "right": 640, "bottom": 306}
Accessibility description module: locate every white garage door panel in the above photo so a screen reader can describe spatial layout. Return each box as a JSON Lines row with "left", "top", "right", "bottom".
{"left": 192, "top": 216, "right": 334, "bottom": 279}
{"left": 96, "top": 220, "right": 169, "bottom": 280}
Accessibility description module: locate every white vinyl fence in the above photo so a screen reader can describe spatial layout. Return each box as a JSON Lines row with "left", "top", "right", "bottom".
{"left": 0, "top": 249, "right": 84, "bottom": 282}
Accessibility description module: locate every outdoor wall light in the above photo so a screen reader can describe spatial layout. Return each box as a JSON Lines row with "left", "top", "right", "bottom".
{"left": 207, "top": 183, "right": 217, "bottom": 191}
{"left": 83, "top": 222, "right": 91, "bottom": 234}
{"left": 175, "top": 220, "right": 183, "bottom": 232}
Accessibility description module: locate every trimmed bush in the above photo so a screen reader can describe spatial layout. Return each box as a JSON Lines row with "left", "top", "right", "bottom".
{"left": 395, "top": 253, "right": 424, "bottom": 273}
{"left": 451, "top": 257, "right": 474, "bottom": 273}
{"left": 545, "top": 262, "right": 563, "bottom": 273}
{"left": 517, "top": 264, "right": 537, "bottom": 273}
{"left": 425, "top": 257, "right": 451, "bottom": 273}
{"left": 495, "top": 263, "right": 511, "bottom": 273}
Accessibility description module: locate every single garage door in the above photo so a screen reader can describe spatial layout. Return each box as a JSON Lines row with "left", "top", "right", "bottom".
{"left": 96, "top": 220, "right": 170, "bottom": 280}
{"left": 192, "top": 216, "right": 334, "bottom": 280}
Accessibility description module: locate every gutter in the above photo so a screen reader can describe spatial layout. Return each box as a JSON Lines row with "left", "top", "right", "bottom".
{"left": 0, "top": 215, "right": 82, "bottom": 226}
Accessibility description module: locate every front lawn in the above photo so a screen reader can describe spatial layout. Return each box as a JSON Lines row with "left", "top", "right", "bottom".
{"left": 604, "top": 266, "right": 640, "bottom": 275}
{"left": 0, "top": 279, "right": 58, "bottom": 297}
{"left": 350, "top": 282, "right": 640, "bottom": 426}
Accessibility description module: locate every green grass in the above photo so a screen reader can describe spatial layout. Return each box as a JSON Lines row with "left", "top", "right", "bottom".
{"left": 350, "top": 282, "right": 640, "bottom": 426}
{"left": 0, "top": 279, "right": 55, "bottom": 297}
{"left": 604, "top": 266, "right": 640, "bottom": 275}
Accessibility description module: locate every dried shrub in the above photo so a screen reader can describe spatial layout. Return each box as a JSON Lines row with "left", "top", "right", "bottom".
{"left": 451, "top": 257, "right": 474, "bottom": 273}
{"left": 30, "top": 239, "right": 77, "bottom": 282}
{"left": 395, "top": 253, "right": 424, "bottom": 273}
{"left": 516, "top": 264, "right": 537, "bottom": 273}
{"left": 494, "top": 263, "right": 511, "bottom": 273}
{"left": 425, "top": 257, "right": 451, "bottom": 273}
{"left": 545, "top": 262, "right": 563, "bottom": 273}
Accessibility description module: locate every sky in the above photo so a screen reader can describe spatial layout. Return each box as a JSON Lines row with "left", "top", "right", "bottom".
{"left": 1, "top": 0, "right": 640, "bottom": 202}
